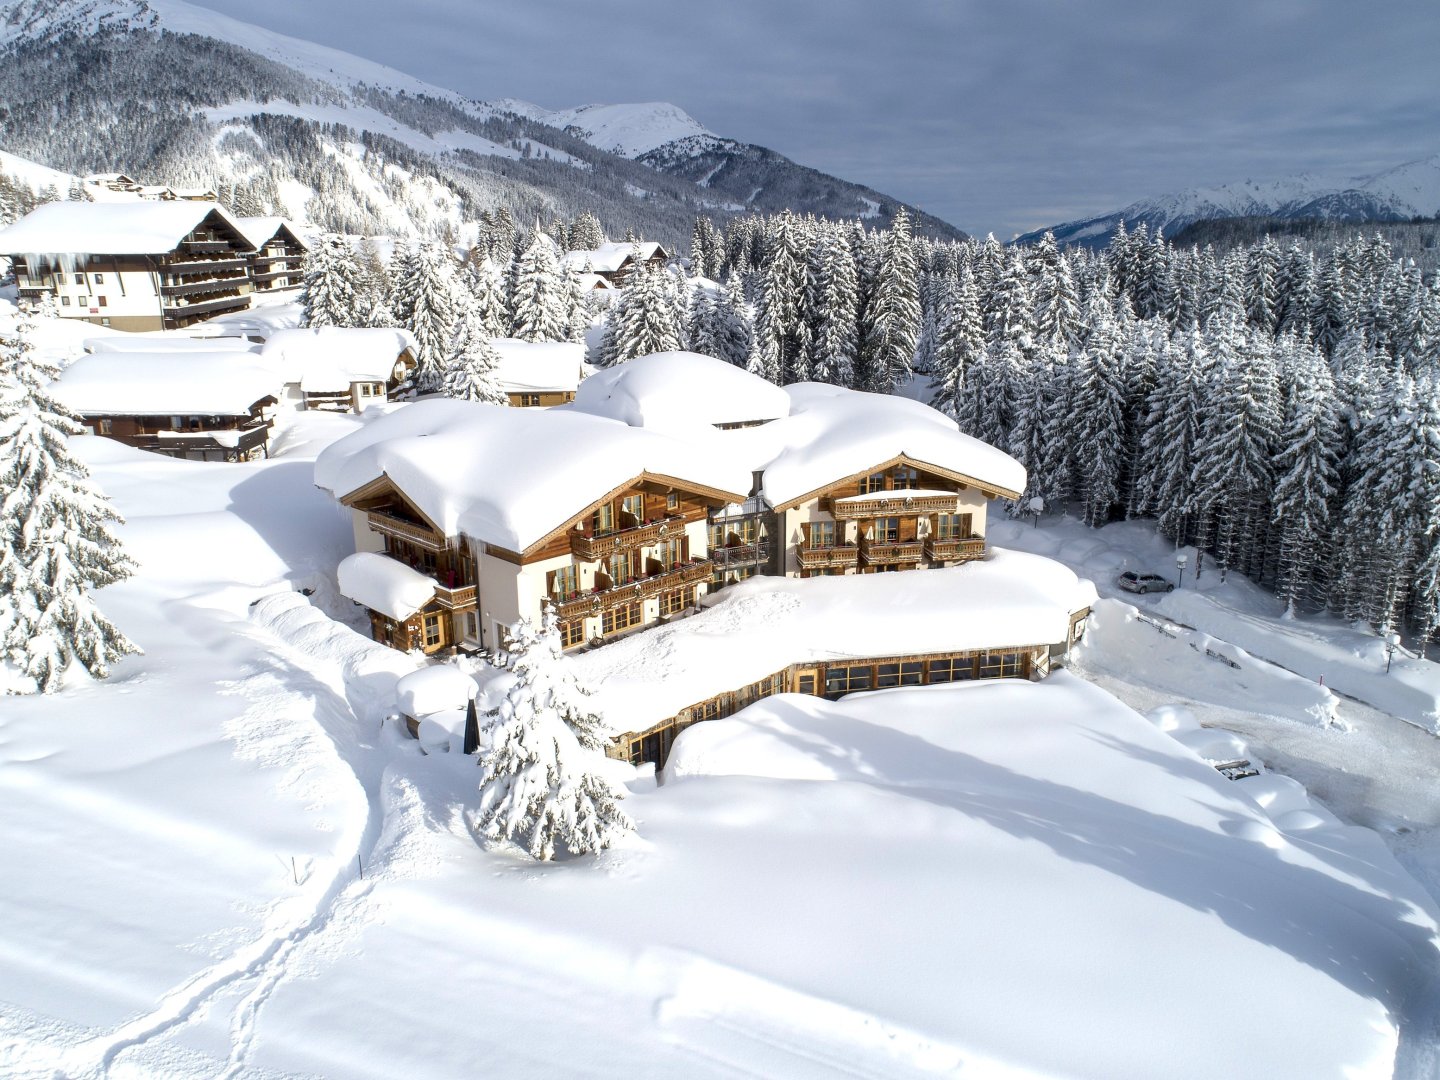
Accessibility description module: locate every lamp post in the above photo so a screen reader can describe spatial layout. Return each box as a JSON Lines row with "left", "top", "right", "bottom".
{"left": 1175, "top": 553, "right": 1189, "bottom": 590}
{"left": 1385, "top": 631, "right": 1401, "bottom": 674}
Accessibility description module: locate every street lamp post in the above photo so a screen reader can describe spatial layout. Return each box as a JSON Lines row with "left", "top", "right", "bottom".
{"left": 1385, "top": 631, "right": 1402, "bottom": 674}
{"left": 1175, "top": 553, "right": 1189, "bottom": 590}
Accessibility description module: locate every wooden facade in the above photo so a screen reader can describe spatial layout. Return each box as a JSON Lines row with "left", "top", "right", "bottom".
{"left": 506, "top": 389, "right": 576, "bottom": 409}
{"left": 247, "top": 223, "right": 306, "bottom": 292}
{"left": 81, "top": 397, "right": 275, "bottom": 462}
{"left": 615, "top": 643, "right": 1054, "bottom": 766}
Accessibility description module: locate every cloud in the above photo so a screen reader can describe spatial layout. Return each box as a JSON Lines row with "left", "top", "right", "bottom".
{"left": 188, "top": 0, "right": 1440, "bottom": 237}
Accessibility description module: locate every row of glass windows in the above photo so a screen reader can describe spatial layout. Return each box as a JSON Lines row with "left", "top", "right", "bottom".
{"left": 858, "top": 465, "right": 920, "bottom": 494}
{"left": 823, "top": 653, "right": 1026, "bottom": 698}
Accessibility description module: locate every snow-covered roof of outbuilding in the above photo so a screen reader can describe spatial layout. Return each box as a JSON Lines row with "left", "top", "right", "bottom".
{"left": 572, "top": 548, "right": 1097, "bottom": 731}
{"left": 748, "top": 383, "right": 1028, "bottom": 505}
{"left": 0, "top": 201, "right": 249, "bottom": 256}
{"left": 560, "top": 241, "right": 666, "bottom": 274}
{"left": 261, "top": 327, "right": 417, "bottom": 391}
{"left": 491, "top": 338, "right": 588, "bottom": 394}
{"left": 52, "top": 352, "right": 282, "bottom": 416}
{"left": 337, "top": 552, "right": 437, "bottom": 622}
{"left": 572, "top": 351, "right": 790, "bottom": 433}
{"left": 84, "top": 335, "right": 260, "bottom": 355}
{"left": 314, "top": 398, "right": 751, "bottom": 553}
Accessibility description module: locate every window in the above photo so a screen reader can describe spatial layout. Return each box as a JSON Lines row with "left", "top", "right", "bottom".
{"left": 548, "top": 564, "right": 580, "bottom": 600}
{"left": 558, "top": 619, "right": 585, "bottom": 648}
{"left": 621, "top": 494, "right": 644, "bottom": 525}
{"left": 608, "top": 549, "right": 637, "bottom": 587}
{"left": 61, "top": 295, "right": 71, "bottom": 306}
{"left": 423, "top": 613, "right": 442, "bottom": 649}
{"left": 824, "top": 664, "right": 872, "bottom": 699}
{"left": 601, "top": 601, "right": 642, "bottom": 636}
{"left": 359, "top": 383, "right": 376, "bottom": 397}
{"left": 100, "top": 318, "right": 110, "bottom": 327}
{"left": 666, "top": 492, "right": 679, "bottom": 512}
{"left": 806, "top": 521, "right": 837, "bottom": 548}
{"left": 97, "top": 418, "right": 113, "bottom": 435}
{"left": 97, "top": 296, "right": 107, "bottom": 307}
{"left": 927, "top": 656, "right": 976, "bottom": 683}
{"left": 877, "top": 662, "right": 924, "bottom": 688}
{"left": 858, "top": 472, "right": 887, "bottom": 494}
{"left": 659, "top": 586, "right": 693, "bottom": 616}
{"left": 593, "top": 502, "right": 615, "bottom": 536}
{"left": 872, "top": 517, "right": 900, "bottom": 543}
{"left": 463, "top": 612, "right": 478, "bottom": 640}
{"left": 935, "top": 513, "right": 973, "bottom": 540}
{"left": 93, "top": 273, "right": 104, "bottom": 284}
{"left": 519, "top": 393, "right": 541, "bottom": 407}
{"left": 891, "top": 466, "right": 919, "bottom": 489}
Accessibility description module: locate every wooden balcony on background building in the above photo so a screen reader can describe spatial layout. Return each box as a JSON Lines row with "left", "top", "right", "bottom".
{"left": 554, "top": 558, "right": 710, "bottom": 621}
{"left": 925, "top": 537, "right": 986, "bottom": 563}
{"left": 711, "top": 541, "right": 771, "bottom": 567}
{"left": 570, "top": 515, "right": 686, "bottom": 561}
{"left": 366, "top": 509, "right": 445, "bottom": 551}
{"left": 859, "top": 539, "right": 925, "bottom": 566}
{"left": 828, "top": 493, "right": 960, "bottom": 519}
{"left": 795, "top": 544, "right": 859, "bottom": 570}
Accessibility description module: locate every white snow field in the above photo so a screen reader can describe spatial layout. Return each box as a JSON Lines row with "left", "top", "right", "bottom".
{"left": 2, "top": 424, "right": 1439, "bottom": 1077}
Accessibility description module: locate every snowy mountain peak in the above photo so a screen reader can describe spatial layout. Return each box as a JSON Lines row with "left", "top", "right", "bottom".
{"left": 498, "top": 101, "right": 714, "bottom": 159}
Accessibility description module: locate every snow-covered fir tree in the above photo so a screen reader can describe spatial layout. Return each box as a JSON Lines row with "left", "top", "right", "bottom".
{"left": 509, "top": 230, "right": 570, "bottom": 343}
{"left": 441, "top": 306, "right": 507, "bottom": 405}
{"left": 1271, "top": 341, "right": 1341, "bottom": 613}
{"left": 599, "top": 260, "right": 682, "bottom": 365}
{"left": 860, "top": 207, "right": 921, "bottom": 392}
{"left": 300, "top": 234, "right": 366, "bottom": 328}
{"left": 396, "top": 240, "right": 458, "bottom": 393}
{"left": 475, "top": 612, "right": 632, "bottom": 861}
{"left": 0, "top": 318, "right": 138, "bottom": 692}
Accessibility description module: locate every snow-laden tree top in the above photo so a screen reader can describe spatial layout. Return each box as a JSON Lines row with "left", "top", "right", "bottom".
{"left": 53, "top": 352, "right": 282, "bottom": 416}
{"left": 0, "top": 200, "right": 252, "bottom": 256}
{"left": 261, "top": 327, "right": 416, "bottom": 391}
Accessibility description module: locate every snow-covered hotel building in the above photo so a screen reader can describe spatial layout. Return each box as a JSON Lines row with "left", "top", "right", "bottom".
{"left": 318, "top": 354, "right": 1095, "bottom": 761}
{"left": 0, "top": 202, "right": 305, "bottom": 331}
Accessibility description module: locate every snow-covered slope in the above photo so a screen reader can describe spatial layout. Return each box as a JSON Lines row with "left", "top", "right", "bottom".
{"left": 1020, "top": 150, "right": 1440, "bottom": 248}
{"left": 513, "top": 102, "right": 713, "bottom": 159}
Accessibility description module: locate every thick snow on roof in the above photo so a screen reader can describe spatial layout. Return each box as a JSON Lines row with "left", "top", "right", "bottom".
{"left": 491, "top": 337, "right": 588, "bottom": 394}
{"left": 573, "top": 351, "right": 790, "bottom": 434}
{"left": 261, "top": 327, "right": 416, "bottom": 390}
{"left": 395, "top": 662, "right": 476, "bottom": 719}
{"left": 336, "top": 551, "right": 437, "bottom": 622}
{"left": 0, "top": 200, "right": 247, "bottom": 256}
{"left": 749, "top": 383, "right": 1026, "bottom": 503}
{"left": 573, "top": 548, "right": 1096, "bottom": 730}
{"left": 314, "top": 398, "right": 750, "bottom": 551}
{"left": 84, "top": 335, "right": 260, "bottom": 355}
{"left": 232, "top": 215, "right": 305, "bottom": 250}
{"left": 560, "top": 241, "right": 664, "bottom": 274}
{"left": 53, "top": 352, "right": 282, "bottom": 416}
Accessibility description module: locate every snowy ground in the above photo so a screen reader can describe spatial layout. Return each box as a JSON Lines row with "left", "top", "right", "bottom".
{"left": 3, "top": 421, "right": 1440, "bottom": 1077}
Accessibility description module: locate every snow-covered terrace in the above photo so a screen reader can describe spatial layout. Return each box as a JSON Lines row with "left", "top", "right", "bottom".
{"left": 52, "top": 352, "right": 283, "bottom": 416}
{"left": 567, "top": 548, "right": 1098, "bottom": 731}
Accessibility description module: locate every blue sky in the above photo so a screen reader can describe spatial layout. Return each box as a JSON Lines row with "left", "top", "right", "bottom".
{"left": 190, "top": 0, "right": 1440, "bottom": 238}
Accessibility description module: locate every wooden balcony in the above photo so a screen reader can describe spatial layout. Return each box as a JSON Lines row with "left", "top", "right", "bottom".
{"left": 181, "top": 240, "right": 234, "bottom": 254}
{"left": 161, "top": 293, "right": 251, "bottom": 317}
{"left": 553, "top": 559, "right": 710, "bottom": 621}
{"left": 829, "top": 493, "right": 960, "bottom": 519}
{"left": 711, "top": 541, "right": 770, "bottom": 567}
{"left": 860, "top": 539, "right": 924, "bottom": 566}
{"left": 570, "top": 515, "right": 686, "bottom": 561}
{"left": 366, "top": 509, "right": 445, "bottom": 551}
{"left": 433, "top": 582, "right": 477, "bottom": 610}
{"left": 795, "top": 544, "right": 859, "bottom": 570}
{"left": 165, "top": 257, "right": 251, "bottom": 274}
{"left": 926, "top": 537, "right": 986, "bottom": 563}
{"left": 161, "top": 274, "right": 249, "bottom": 297}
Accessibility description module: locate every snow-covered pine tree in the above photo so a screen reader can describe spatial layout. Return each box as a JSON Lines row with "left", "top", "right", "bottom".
{"left": 1271, "top": 340, "right": 1340, "bottom": 613}
{"left": 467, "top": 256, "right": 511, "bottom": 340}
{"left": 300, "top": 234, "right": 366, "bottom": 328}
{"left": 808, "top": 228, "right": 860, "bottom": 386}
{"left": 861, "top": 207, "right": 921, "bottom": 392}
{"left": 569, "top": 211, "right": 605, "bottom": 253}
{"left": 509, "top": 230, "right": 570, "bottom": 343}
{"left": 1245, "top": 236, "right": 1282, "bottom": 335}
{"left": 930, "top": 266, "right": 984, "bottom": 420}
{"left": 1030, "top": 233, "right": 1084, "bottom": 348}
{"left": 441, "top": 305, "right": 508, "bottom": 405}
{"left": 752, "top": 212, "right": 809, "bottom": 384}
{"left": 0, "top": 318, "right": 138, "bottom": 692}
{"left": 1071, "top": 296, "right": 1129, "bottom": 527}
{"left": 476, "top": 612, "right": 632, "bottom": 861}
{"left": 398, "top": 240, "right": 459, "bottom": 393}
{"left": 600, "top": 260, "right": 682, "bottom": 365}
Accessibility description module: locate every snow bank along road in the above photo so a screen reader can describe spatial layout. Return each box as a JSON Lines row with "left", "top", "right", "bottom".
{"left": 1, "top": 439, "right": 1437, "bottom": 1078}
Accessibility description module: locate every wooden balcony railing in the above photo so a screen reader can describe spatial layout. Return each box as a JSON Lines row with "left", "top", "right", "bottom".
{"left": 553, "top": 559, "right": 710, "bottom": 621}
{"left": 165, "top": 257, "right": 251, "bottom": 274}
{"left": 161, "top": 274, "right": 249, "bottom": 297}
{"left": 366, "top": 509, "right": 445, "bottom": 551}
{"left": 180, "top": 240, "right": 234, "bottom": 254}
{"left": 570, "top": 515, "right": 686, "bottom": 561}
{"left": 711, "top": 541, "right": 770, "bottom": 567}
{"left": 859, "top": 539, "right": 925, "bottom": 565}
{"left": 829, "top": 493, "right": 960, "bottom": 519}
{"left": 795, "top": 544, "right": 859, "bottom": 569}
{"left": 161, "top": 293, "right": 250, "bottom": 316}
{"left": 925, "top": 537, "right": 986, "bottom": 563}
{"left": 433, "top": 582, "right": 477, "bottom": 610}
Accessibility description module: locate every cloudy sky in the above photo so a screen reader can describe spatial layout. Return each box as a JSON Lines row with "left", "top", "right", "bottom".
{"left": 190, "top": 0, "right": 1440, "bottom": 238}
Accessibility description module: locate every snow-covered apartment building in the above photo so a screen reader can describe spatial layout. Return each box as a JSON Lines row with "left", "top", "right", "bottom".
{"left": 0, "top": 202, "right": 306, "bottom": 331}
{"left": 317, "top": 353, "right": 1094, "bottom": 761}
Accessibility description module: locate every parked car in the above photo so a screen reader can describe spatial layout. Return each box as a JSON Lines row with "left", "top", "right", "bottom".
{"left": 1117, "top": 571, "right": 1174, "bottom": 594}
